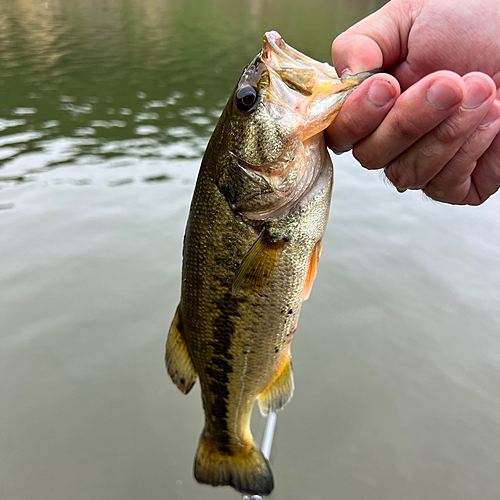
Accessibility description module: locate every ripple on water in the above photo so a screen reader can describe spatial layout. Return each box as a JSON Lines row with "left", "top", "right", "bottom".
{"left": 73, "top": 128, "right": 96, "bottom": 136}
{"left": 59, "top": 103, "right": 93, "bottom": 114}
{"left": 11, "top": 107, "right": 37, "bottom": 115}
{"left": 134, "top": 113, "right": 159, "bottom": 122}
{"left": 0, "top": 119, "right": 27, "bottom": 131}
{"left": 0, "top": 131, "right": 44, "bottom": 148}
{"left": 0, "top": 146, "right": 24, "bottom": 161}
{"left": 179, "top": 106, "right": 204, "bottom": 116}
{"left": 144, "top": 100, "right": 167, "bottom": 108}
{"left": 187, "top": 116, "right": 211, "bottom": 126}
{"left": 135, "top": 125, "right": 160, "bottom": 136}
{"left": 42, "top": 121, "right": 60, "bottom": 129}
{"left": 89, "top": 120, "right": 127, "bottom": 128}
{"left": 166, "top": 126, "right": 192, "bottom": 138}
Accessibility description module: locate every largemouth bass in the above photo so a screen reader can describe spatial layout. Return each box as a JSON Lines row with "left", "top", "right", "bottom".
{"left": 166, "top": 31, "right": 372, "bottom": 496}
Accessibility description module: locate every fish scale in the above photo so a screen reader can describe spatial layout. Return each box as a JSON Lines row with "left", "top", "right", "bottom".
{"left": 165, "top": 30, "right": 374, "bottom": 496}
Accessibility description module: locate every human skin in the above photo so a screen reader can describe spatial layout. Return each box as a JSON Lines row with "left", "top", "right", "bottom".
{"left": 326, "top": 0, "right": 500, "bottom": 205}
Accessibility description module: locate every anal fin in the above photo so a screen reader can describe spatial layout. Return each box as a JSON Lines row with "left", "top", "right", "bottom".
{"left": 258, "top": 353, "right": 294, "bottom": 416}
{"left": 302, "top": 238, "right": 323, "bottom": 301}
{"left": 165, "top": 306, "right": 197, "bottom": 394}
{"left": 232, "top": 227, "right": 286, "bottom": 295}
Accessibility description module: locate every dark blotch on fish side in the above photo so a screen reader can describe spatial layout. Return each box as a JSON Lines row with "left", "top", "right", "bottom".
{"left": 205, "top": 291, "right": 244, "bottom": 453}
{"left": 212, "top": 357, "right": 234, "bottom": 373}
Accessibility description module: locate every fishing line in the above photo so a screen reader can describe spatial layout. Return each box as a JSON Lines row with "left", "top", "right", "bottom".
{"left": 242, "top": 411, "right": 278, "bottom": 500}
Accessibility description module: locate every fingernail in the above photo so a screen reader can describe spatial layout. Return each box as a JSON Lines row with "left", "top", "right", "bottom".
{"left": 427, "top": 80, "right": 463, "bottom": 110}
{"left": 368, "top": 80, "right": 397, "bottom": 107}
{"left": 341, "top": 68, "right": 352, "bottom": 77}
{"left": 462, "top": 77, "right": 491, "bottom": 109}
{"left": 479, "top": 102, "right": 500, "bottom": 126}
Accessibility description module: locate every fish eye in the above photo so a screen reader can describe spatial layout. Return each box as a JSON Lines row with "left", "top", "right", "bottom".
{"left": 235, "top": 86, "right": 258, "bottom": 112}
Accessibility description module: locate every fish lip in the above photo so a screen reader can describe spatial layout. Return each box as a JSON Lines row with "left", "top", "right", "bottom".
{"left": 262, "top": 31, "right": 338, "bottom": 79}
{"left": 262, "top": 31, "right": 293, "bottom": 67}
{"left": 260, "top": 31, "right": 344, "bottom": 115}
{"left": 263, "top": 31, "right": 309, "bottom": 68}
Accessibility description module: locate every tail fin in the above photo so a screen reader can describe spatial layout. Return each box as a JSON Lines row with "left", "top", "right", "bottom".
{"left": 194, "top": 428, "right": 274, "bottom": 496}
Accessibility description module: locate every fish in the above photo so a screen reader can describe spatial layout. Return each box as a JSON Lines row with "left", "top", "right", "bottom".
{"left": 165, "top": 30, "right": 373, "bottom": 496}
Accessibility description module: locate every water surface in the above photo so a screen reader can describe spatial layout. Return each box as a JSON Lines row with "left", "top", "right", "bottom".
{"left": 2, "top": 1, "right": 500, "bottom": 499}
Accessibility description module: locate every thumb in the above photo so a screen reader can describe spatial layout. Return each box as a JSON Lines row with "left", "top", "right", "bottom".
{"left": 332, "top": 1, "right": 412, "bottom": 75}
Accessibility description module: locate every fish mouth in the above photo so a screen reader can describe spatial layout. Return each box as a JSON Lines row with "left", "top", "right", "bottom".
{"left": 263, "top": 31, "right": 339, "bottom": 77}
{"left": 260, "top": 31, "right": 373, "bottom": 125}
{"left": 261, "top": 31, "right": 339, "bottom": 99}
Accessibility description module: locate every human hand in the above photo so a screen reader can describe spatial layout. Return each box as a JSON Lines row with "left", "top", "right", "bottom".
{"left": 327, "top": 0, "right": 500, "bottom": 205}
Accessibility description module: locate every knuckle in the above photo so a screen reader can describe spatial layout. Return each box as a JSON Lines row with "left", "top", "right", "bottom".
{"left": 484, "top": 148, "right": 500, "bottom": 184}
{"left": 391, "top": 111, "right": 422, "bottom": 141}
{"left": 454, "top": 140, "right": 476, "bottom": 165}
{"left": 353, "top": 144, "right": 383, "bottom": 169}
{"left": 422, "top": 185, "right": 449, "bottom": 203}
{"left": 465, "top": 195, "right": 483, "bottom": 206}
{"left": 433, "top": 116, "right": 463, "bottom": 145}
{"left": 448, "top": 149, "right": 477, "bottom": 184}
{"left": 343, "top": 113, "right": 366, "bottom": 139}
{"left": 385, "top": 159, "right": 415, "bottom": 189}
{"left": 419, "top": 142, "right": 444, "bottom": 161}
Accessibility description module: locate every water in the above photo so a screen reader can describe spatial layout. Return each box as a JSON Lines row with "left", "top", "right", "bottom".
{"left": 1, "top": 1, "right": 500, "bottom": 499}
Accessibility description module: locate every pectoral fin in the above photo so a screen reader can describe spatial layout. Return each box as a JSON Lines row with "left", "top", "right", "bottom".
{"left": 165, "top": 306, "right": 197, "bottom": 394}
{"left": 232, "top": 228, "right": 286, "bottom": 295}
{"left": 301, "top": 238, "right": 323, "bottom": 301}
{"left": 258, "top": 354, "right": 294, "bottom": 416}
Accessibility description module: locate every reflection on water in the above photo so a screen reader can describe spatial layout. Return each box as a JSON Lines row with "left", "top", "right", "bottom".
{"left": 0, "top": 0, "right": 385, "bottom": 190}
{"left": 2, "top": 1, "right": 500, "bottom": 500}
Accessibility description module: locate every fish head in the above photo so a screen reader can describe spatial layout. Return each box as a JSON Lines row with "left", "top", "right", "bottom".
{"left": 215, "top": 31, "right": 373, "bottom": 220}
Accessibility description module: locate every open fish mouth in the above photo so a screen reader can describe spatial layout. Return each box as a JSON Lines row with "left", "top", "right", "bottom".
{"left": 263, "top": 31, "right": 339, "bottom": 77}
{"left": 262, "top": 31, "right": 340, "bottom": 99}
{"left": 260, "top": 31, "right": 375, "bottom": 125}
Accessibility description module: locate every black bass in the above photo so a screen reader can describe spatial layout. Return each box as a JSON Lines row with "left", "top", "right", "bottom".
{"left": 166, "top": 31, "right": 372, "bottom": 496}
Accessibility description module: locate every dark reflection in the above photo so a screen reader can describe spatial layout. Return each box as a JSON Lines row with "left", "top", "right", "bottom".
{"left": 143, "top": 174, "right": 171, "bottom": 183}
{"left": 108, "top": 178, "right": 135, "bottom": 187}
{"left": 0, "top": 174, "right": 33, "bottom": 183}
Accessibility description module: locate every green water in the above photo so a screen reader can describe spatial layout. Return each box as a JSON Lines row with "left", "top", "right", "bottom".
{"left": 2, "top": 1, "right": 500, "bottom": 500}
